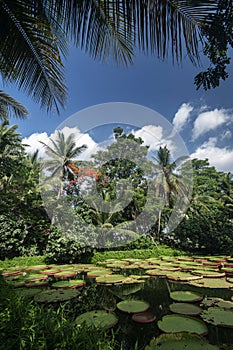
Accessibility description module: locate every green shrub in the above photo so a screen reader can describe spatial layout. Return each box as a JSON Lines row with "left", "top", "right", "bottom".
{"left": 91, "top": 245, "right": 185, "bottom": 263}
{"left": 0, "top": 215, "right": 29, "bottom": 259}
{"left": 45, "top": 226, "right": 94, "bottom": 264}
{"left": 0, "top": 255, "right": 45, "bottom": 270}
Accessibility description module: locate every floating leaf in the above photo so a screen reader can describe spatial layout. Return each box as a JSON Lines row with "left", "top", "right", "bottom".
{"left": 145, "top": 332, "right": 220, "bottom": 349}
{"left": 132, "top": 311, "right": 156, "bottom": 323}
{"left": 75, "top": 310, "right": 118, "bottom": 329}
{"left": 52, "top": 280, "right": 86, "bottom": 289}
{"left": 34, "top": 289, "right": 79, "bottom": 303}
{"left": 201, "top": 307, "right": 233, "bottom": 328}
{"left": 169, "top": 302, "right": 202, "bottom": 316}
{"left": 170, "top": 291, "right": 203, "bottom": 303}
{"left": 95, "top": 274, "right": 126, "bottom": 284}
{"left": 201, "top": 297, "right": 233, "bottom": 310}
{"left": 157, "top": 314, "right": 208, "bottom": 335}
{"left": 117, "top": 300, "right": 149, "bottom": 313}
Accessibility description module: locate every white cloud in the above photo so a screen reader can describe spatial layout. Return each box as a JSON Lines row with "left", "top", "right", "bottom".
{"left": 22, "top": 132, "right": 50, "bottom": 158}
{"left": 192, "top": 108, "right": 231, "bottom": 140}
{"left": 172, "top": 103, "right": 193, "bottom": 132}
{"left": 191, "top": 137, "right": 233, "bottom": 173}
{"left": 133, "top": 125, "right": 175, "bottom": 153}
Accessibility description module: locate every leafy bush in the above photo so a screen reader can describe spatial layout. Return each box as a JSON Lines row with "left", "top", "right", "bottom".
{"left": 0, "top": 215, "right": 29, "bottom": 259}
{"left": 45, "top": 226, "right": 94, "bottom": 264}
{"left": 171, "top": 210, "right": 233, "bottom": 255}
{"left": 0, "top": 255, "right": 45, "bottom": 270}
{"left": 91, "top": 245, "right": 185, "bottom": 263}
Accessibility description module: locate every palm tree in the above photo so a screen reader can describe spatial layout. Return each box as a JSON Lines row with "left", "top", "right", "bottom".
{"left": 153, "top": 145, "right": 189, "bottom": 241}
{"left": 40, "top": 130, "right": 87, "bottom": 184}
{"left": 0, "top": 1, "right": 218, "bottom": 117}
{"left": 0, "top": 91, "right": 28, "bottom": 120}
{"left": 40, "top": 130, "right": 87, "bottom": 224}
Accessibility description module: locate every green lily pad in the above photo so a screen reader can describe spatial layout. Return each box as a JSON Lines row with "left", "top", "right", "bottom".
{"left": 2, "top": 269, "right": 21, "bottom": 277}
{"left": 166, "top": 272, "right": 203, "bottom": 282}
{"left": 95, "top": 274, "right": 126, "bottom": 284}
{"left": 188, "top": 278, "right": 233, "bottom": 289}
{"left": 157, "top": 314, "right": 208, "bottom": 335}
{"left": 16, "top": 288, "right": 43, "bottom": 298}
{"left": 52, "top": 280, "right": 86, "bottom": 289}
{"left": 145, "top": 332, "right": 220, "bottom": 350}
{"left": 34, "top": 289, "right": 80, "bottom": 303}
{"left": 40, "top": 268, "right": 61, "bottom": 275}
{"left": 53, "top": 270, "right": 77, "bottom": 279}
{"left": 25, "top": 274, "right": 48, "bottom": 282}
{"left": 191, "top": 270, "right": 225, "bottom": 278}
{"left": 170, "top": 291, "right": 203, "bottom": 302}
{"left": 201, "top": 297, "right": 233, "bottom": 310}
{"left": 75, "top": 310, "right": 118, "bottom": 329}
{"left": 25, "top": 280, "right": 49, "bottom": 288}
{"left": 201, "top": 307, "right": 233, "bottom": 327}
{"left": 169, "top": 302, "right": 202, "bottom": 316}
{"left": 87, "top": 269, "right": 112, "bottom": 278}
{"left": 25, "top": 265, "right": 48, "bottom": 271}
{"left": 146, "top": 269, "right": 166, "bottom": 277}
{"left": 117, "top": 300, "right": 149, "bottom": 313}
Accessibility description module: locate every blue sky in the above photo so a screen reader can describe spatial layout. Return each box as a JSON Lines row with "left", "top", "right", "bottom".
{"left": 6, "top": 45, "right": 233, "bottom": 173}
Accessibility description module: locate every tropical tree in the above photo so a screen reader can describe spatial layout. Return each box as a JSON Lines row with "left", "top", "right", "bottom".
{"left": 40, "top": 130, "right": 87, "bottom": 192}
{"left": 0, "top": 1, "right": 228, "bottom": 117}
{"left": 152, "top": 145, "right": 189, "bottom": 240}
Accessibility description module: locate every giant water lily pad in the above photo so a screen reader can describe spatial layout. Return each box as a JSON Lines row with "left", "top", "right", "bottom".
{"left": 146, "top": 269, "right": 166, "bottom": 277}
{"left": 201, "top": 297, "right": 233, "bottom": 310}
{"left": 16, "top": 288, "right": 43, "bottom": 298}
{"left": 169, "top": 302, "right": 202, "bottom": 316}
{"left": 34, "top": 289, "right": 79, "bottom": 303}
{"left": 132, "top": 311, "right": 156, "bottom": 323}
{"left": 87, "top": 269, "right": 112, "bottom": 278}
{"left": 166, "top": 272, "right": 203, "bottom": 282}
{"left": 95, "top": 274, "right": 126, "bottom": 284}
{"left": 157, "top": 314, "right": 208, "bottom": 335}
{"left": 188, "top": 278, "right": 233, "bottom": 289}
{"left": 75, "top": 310, "right": 118, "bottom": 329}
{"left": 201, "top": 307, "right": 233, "bottom": 327}
{"left": 117, "top": 300, "right": 149, "bottom": 313}
{"left": 145, "top": 332, "right": 220, "bottom": 350}
{"left": 170, "top": 291, "right": 203, "bottom": 303}
{"left": 25, "top": 265, "right": 48, "bottom": 271}
{"left": 191, "top": 270, "right": 225, "bottom": 278}
{"left": 52, "top": 280, "right": 86, "bottom": 289}
{"left": 53, "top": 270, "right": 77, "bottom": 279}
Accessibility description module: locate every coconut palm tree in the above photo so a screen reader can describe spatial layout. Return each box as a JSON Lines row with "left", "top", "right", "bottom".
{"left": 40, "top": 130, "right": 87, "bottom": 183}
{"left": 0, "top": 1, "right": 219, "bottom": 117}
{"left": 153, "top": 145, "right": 189, "bottom": 241}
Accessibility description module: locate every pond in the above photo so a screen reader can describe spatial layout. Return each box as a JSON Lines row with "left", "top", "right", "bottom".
{"left": 2, "top": 255, "right": 233, "bottom": 349}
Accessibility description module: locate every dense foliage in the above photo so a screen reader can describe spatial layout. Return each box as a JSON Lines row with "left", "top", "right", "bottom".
{"left": 0, "top": 121, "right": 232, "bottom": 260}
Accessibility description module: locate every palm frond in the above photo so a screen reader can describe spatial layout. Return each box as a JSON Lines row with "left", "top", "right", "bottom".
{"left": 45, "top": 0, "right": 135, "bottom": 65}
{"left": 0, "top": 0, "right": 67, "bottom": 113}
{"left": 0, "top": 90, "right": 28, "bottom": 120}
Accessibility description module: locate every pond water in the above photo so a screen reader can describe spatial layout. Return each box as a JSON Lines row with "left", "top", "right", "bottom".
{"left": 3, "top": 257, "right": 233, "bottom": 349}
{"left": 91, "top": 275, "right": 233, "bottom": 349}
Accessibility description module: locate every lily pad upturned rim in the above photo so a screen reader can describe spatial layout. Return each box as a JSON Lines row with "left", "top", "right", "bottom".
{"left": 117, "top": 300, "right": 150, "bottom": 313}
{"left": 170, "top": 290, "right": 203, "bottom": 303}
{"left": 169, "top": 302, "right": 202, "bottom": 316}
{"left": 157, "top": 314, "right": 208, "bottom": 336}
{"left": 75, "top": 310, "right": 118, "bottom": 329}
{"left": 145, "top": 332, "right": 220, "bottom": 350}
{"left": 132, "top": 311, "right": 156, "bottom": 323}
{"left": 95, "top": 274, "right": 126, "bottom": 284}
